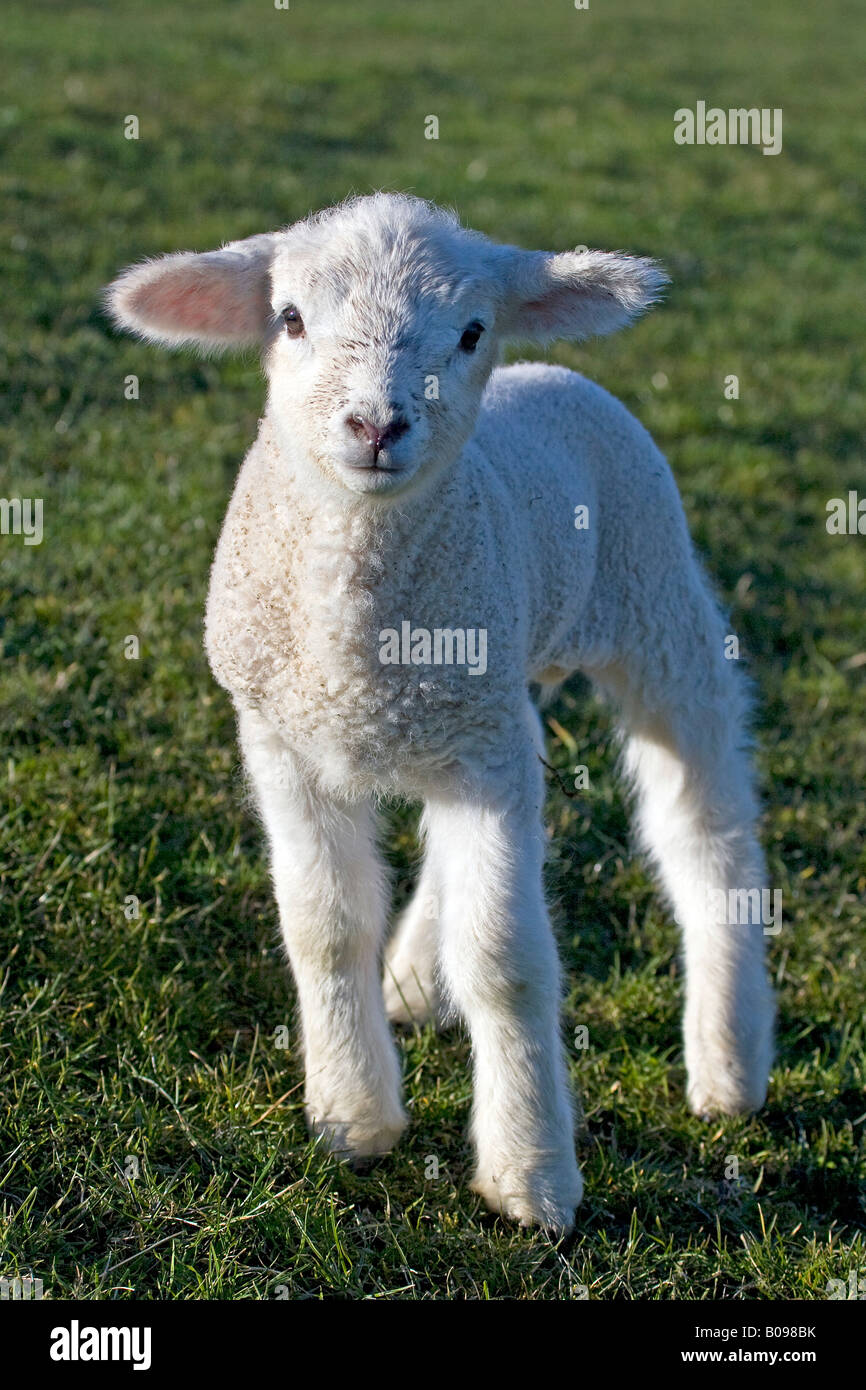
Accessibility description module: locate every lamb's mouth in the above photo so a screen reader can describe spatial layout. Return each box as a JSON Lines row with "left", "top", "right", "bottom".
{"left": 339, "top": 457, "right": 417, "bottom": 493}
{"left": 345, "top": 459, "right": 405, "bottom": 476}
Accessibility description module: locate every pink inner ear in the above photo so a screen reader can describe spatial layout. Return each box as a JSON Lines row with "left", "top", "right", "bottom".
{"left": 523, "top": 280, "right": 613, "bottom": 328}
{"left": 521, "top": 295, "right": 561, "bottom": 331}
{"left": 130, "top": 268, "right": 264, "bottom": 338}
{"left": 520, "top": 289, "right": 579, "bottom": 334}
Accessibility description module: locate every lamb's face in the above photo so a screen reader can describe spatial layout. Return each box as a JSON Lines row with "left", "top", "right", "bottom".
{"left": 106, "top": 193, "right": 665, "bottom": 502}
{"left": 264, "top": 213, "right": 506, "bottom": 496}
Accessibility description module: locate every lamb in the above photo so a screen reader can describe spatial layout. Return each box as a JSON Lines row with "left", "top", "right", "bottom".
{"left": 107, "top": 193, "right": 774, "bottom": 1234}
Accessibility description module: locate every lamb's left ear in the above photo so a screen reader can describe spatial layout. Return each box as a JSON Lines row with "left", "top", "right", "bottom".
{"left": 105, "top": 233, "right": 276, "bottom": 351}
{"left": 498, "top": 246, "right": 667, "bottom": 343}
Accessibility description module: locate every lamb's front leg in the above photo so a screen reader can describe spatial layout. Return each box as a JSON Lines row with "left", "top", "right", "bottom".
{"left": 424, "top": 736, "right": 583, "bottom": 1234}
{"left": 239, "top": 709, "right": 406, "bottom": 1159}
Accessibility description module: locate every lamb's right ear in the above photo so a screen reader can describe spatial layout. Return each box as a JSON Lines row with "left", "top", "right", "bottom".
{"left": 105, "top": 234, "right": 276, "bottom": 351}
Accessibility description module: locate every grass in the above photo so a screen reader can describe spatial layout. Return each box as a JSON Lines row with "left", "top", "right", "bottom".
{"left": 1, "top": 0, "right": 865, "bottom": 1300}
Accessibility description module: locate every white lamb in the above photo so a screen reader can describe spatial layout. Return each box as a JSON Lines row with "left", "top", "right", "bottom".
{"left": 107, "top": 193, "right": 774, "bottom": 1233}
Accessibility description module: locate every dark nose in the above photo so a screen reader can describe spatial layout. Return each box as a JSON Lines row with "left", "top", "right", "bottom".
{"left": 346, "top": 411, "right": 410, "bottom": 460}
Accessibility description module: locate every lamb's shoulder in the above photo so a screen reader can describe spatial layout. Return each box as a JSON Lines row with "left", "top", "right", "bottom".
{"left": 476, "top": 360, "right": 680, "bottom": 555}
{"left": 478, "top": 362, "right": 656, "bottom": 482}
{"left": 204, "top": 427, "right": 296, "bottom": 712}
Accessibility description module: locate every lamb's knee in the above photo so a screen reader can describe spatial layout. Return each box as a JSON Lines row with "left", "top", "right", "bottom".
{"left": 441, "top": 929, "right": 560, "bottom": 1021}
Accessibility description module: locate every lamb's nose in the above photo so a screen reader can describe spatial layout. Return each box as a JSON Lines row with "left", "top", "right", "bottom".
{"left": 346, "top": 412, "right": 410, "bottom": 458}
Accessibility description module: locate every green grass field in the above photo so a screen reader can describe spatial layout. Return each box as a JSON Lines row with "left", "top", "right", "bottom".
{"left": 1, "top": 0, "right": 864, "bottom": 1299}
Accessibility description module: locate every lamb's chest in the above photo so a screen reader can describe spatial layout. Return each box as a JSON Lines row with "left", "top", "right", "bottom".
{"left": 205, "top": 464, "right": 507, "bottom": 791}
{"left": 262, "top": 614, "right": 488, "bottom": 786}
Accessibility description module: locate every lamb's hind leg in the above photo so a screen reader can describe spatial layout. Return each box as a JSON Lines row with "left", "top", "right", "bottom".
{"left": 239, "top": 708, "right": 406, "bottom": 1159}
{"left": 587, "top": 588, "right": 775, "bottom": 1116}
{"left": 383, "top": 852, "right": 443, "bottom": 1027}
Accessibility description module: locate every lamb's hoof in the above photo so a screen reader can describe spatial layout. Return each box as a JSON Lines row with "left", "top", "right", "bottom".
{"left": 307, "top": 1109, "right": 407, "bottom": 1163}
{"left": 686, "top": 1061, "right": 767, "bottom": 1117}
{"left": 687, "top": 1074, "right": 769, "bottom": 1119}
{"left": 472, "top": 1161, "right": 583, "bottom": 1236}
{"left": 383, "top": 966, "right": 442, "bottom": 1029}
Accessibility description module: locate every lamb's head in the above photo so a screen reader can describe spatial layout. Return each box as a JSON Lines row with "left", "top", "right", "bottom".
{"left": 107, "top": 193, "right": 665, "bottom": 498}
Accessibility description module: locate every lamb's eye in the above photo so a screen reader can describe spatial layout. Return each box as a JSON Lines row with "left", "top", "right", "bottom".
{"left": 282, "top": 305, "right": 305, "bottom": 338}
{"left": 459, "top": 320, "right": 485, "bottom": 353}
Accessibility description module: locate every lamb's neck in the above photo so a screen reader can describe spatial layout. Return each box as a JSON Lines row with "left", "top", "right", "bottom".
{"left": 257, "top": 414, "right": 459, "bottom": 583}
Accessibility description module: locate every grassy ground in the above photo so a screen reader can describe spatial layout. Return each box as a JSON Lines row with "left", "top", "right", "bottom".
{"left": 1, "top": 0, "right": 864, "bottom": 1299}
